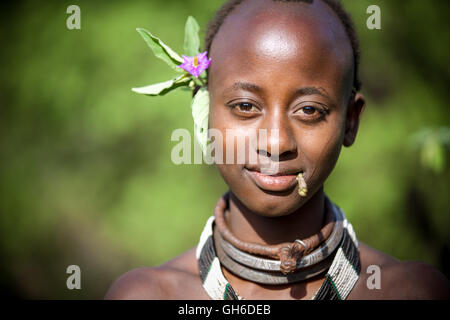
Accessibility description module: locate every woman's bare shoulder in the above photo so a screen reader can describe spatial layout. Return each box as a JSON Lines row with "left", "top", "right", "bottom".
{"left": 104, "top": 247, "right": 209, "bottom": 300}
{"left": 350, "top": 242, "right": 450, "bottom": 299}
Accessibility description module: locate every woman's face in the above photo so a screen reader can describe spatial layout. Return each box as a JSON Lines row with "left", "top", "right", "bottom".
{"left": 208, "top": 0, "right": 364, "bottom": 217}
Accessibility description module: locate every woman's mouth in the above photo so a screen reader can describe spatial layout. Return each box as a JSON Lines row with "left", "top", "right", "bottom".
{"left": 244, "top": 168, "right": 301, "bottom": 192}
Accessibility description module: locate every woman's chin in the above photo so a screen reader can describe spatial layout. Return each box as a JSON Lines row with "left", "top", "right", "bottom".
{"left": 232, "top": 186, "right": 308, "bottom": 218}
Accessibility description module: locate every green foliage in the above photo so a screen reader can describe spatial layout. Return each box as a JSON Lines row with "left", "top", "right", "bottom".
{"left": 411, "top": 127, "right": 450, "bottom": 174}
{"left": 132, "top": 74, "right": 190, "bottom": 96}
{"left": 184, "top": 16, "right": 201, "bottom": 56}
{"left": 191, "top": 87, "right": 210, "bottom": 156}
{"left": 136, "top": 27, "right": 184, "bottom": 72}
{"left": 133, "top": 16, "right": 205, "bottom": 97}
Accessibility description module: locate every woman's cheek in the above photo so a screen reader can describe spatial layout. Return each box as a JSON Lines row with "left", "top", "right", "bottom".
{"left": 210, "top": 108, "right": 257, "bottom": 166}
{"left": 300, "top": 124, "right": 345, "bottom": 190}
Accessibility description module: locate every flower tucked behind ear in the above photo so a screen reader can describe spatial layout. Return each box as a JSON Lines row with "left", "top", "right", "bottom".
{"left": 179, "top": 52, "right": 211, "bottom": 78}
{"left": 132, "top": 16, "right": 211, "bottom": 156}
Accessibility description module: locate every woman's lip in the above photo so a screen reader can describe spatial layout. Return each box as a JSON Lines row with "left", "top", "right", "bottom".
{"left": 244, "top": 168, "right": 299, "bottom": 192}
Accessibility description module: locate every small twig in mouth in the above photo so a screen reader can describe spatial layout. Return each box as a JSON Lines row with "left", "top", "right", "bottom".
{"left": 297, "top": 172, "right": 308, "bottom": 197}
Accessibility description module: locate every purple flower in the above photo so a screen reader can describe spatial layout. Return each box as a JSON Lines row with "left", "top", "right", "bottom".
{"left": 178, "top": 51, "right": 211, "bottom": 78}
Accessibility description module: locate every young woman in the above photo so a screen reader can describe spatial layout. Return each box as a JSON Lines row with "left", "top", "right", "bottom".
{"left": 105, "top": 0, "right": 450, "bottom": 300}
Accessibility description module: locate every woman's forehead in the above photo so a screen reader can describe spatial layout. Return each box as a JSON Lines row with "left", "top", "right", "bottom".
{"left": 210, "top": 0, "right": 351, "bottom": 54}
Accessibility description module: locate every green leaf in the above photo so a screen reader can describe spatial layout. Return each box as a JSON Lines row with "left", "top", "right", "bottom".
{"left": 184, "top": 16, "right": 200, "bottom": 56}
{"left": 136, "top": 28, "right": 184, "bottom": 72}
{"left": 132, "top": 74, "right": 190, "bottom": 96}
{"left": 411, "top": 126, "right": 449, "bottom": 173}
{"left": 420, "top": 136, "right": 445, "bottom": 174}
{"left": 191, "top": 87, "right": 210, "bottom": 156}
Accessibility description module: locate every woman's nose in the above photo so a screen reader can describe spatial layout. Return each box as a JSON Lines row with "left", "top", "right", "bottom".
{"left": 256, "top": 109, "right": 297, "bottom": 161}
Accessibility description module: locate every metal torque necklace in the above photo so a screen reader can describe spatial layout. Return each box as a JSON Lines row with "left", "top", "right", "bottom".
{"left": 214, "top": 208, "right": 344, "bottom": 284}
{"left": 213, "top": 192, "right": 338, "bottom": 284}
{"left": 214, "top": 192, "right": 337, "bottom": 275}
{"left": 196, "top": 193, "right": 361, "bottom": 300}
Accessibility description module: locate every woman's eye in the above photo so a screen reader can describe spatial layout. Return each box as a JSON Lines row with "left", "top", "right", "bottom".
{"left": 301, "top": 106, "right": 317, "bottom": 115}
{"left": 231, "top": 102, "right": 259, "bottom": 114}
{"left": 295, "top": 105, "right": 327, "bottom": 121}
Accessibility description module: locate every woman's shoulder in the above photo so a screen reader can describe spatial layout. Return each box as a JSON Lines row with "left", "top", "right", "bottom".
{"left": 104, "top": 247, "right": 210, "bottom": 300}
{"left": 349, "top": 242, "right": 450, "bottom": 299}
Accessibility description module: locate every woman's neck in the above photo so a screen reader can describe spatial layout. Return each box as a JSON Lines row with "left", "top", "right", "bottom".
{"left": 226, "top": 187, "right": 326, "bottom": 245}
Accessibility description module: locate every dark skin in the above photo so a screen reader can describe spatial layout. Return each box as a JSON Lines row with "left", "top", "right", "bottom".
{"left": 106, "top": 0, "right": 450, "bottom": 300}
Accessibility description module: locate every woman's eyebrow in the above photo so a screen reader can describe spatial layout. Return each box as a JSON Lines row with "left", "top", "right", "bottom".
{"left": 223, "top": 82, "right": 263, "bottom": 95}
{"left": 223, "top": 82, "right": 329, "bottom": 99}
{"left": 294, "top": 86, "right": 330, "bottom": 98}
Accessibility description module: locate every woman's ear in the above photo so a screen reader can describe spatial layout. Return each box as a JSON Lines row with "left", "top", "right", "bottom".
{"left": 343, "top": 92, "right": 365, "bottom": 147}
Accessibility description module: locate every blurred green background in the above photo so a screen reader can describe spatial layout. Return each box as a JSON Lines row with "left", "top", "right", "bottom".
{"left": 0, "top": 0, "right": 449, "bottom": 299}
